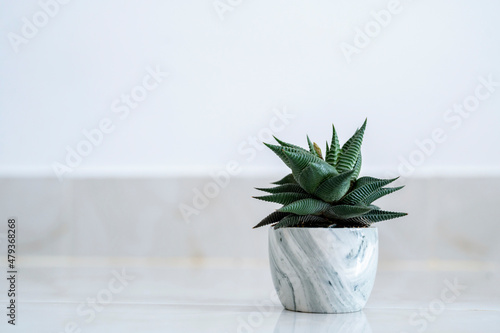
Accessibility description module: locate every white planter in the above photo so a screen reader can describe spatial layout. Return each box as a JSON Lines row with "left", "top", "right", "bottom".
{"left": 269, "top": 227, "right": 378, "bottom": 313}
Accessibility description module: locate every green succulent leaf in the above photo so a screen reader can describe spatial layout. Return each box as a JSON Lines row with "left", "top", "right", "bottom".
{"left": 307, "top": 136, "right": 321, "bottom": 158}
{"left": 360, "top": 210, "right": 408, "bottom": 223}
{"left": 273, "top": 214, "right": 331, "bottom": 229}
{"left": 297, "top": 162, "right": 337, "bottom": 193}
{"left": 254, "top": 120, "right": 407, "bottom": 229}
{"left": 253, "top": 192, "right": 311, "bottom": 205}
{"left": 337, "top": 119, "right": 367, "bottom": 172}
{"left": 363, "top": 186, "right": 404, "bottom": 205}
{"left": 273, "top": 136, "right": 308, "bottom": 153}
{"left": 282, "top": 148, "right": 332, "bottom": 180}
{"left": 351, "top": 153, "right": 362, "bottom": 181}
{"left": 264, "top": 143, "right": 293, "bottom": 169}
{"left": 306, "top": 135, "right": 314, "bottom": 152}
{"left": 313, "top": 170, "right": 355, "bottom": 202}
{"left": 255, "top": 184, "right": 307, "bottom": 194}
{"left": 341, "top": 177, "right": 399, "bottom": 205}
{"left": 271, "top": 174, "right": 297, "bottom": 185}
{"left": 354, "top": 176, "right": 398, "bottom": 190}
{"left": 253, "top": 211, "right": 290, "bottom": 228}
{"left": 325, "top": 204, "right": 373, "bottom": 219}
{"left": 279, "top": 198, "right": 331, "bottom": 215}
{"left": 325, "top": 124, "right": 340, "bottom": 167}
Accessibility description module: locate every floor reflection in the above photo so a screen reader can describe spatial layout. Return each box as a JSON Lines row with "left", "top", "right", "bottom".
{"left": 274, "top": 309, "right": 372, "bottom": 333}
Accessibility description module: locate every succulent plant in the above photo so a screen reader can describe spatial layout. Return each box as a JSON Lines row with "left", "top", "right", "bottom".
{"left": 253, "top": 119, "right": 407, "bottom": 229}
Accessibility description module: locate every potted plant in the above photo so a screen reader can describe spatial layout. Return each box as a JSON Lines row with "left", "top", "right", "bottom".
{"left": 253, "top": 119, "right": 407, "bottom": 314}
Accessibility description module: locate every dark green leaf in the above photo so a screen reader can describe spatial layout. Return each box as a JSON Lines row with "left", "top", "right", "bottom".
{"left": 279, "top": 198, "right": 331, "bottom": 215}
{"left": 253, "top": 211, "right": 290, "bottom": 228}
{"left": 337, "top": 119, "right": 367, "bottom": 172}
{"left": 341, "top": 177, "right": 398, "bottom": 205}
{"left": 307, "top": 135, "right": 321, "bottom": 158}
{"left": 360, "top": 210, "right": 407, "bottom": 223}
{"left": 273, "top": 136, "right": 308, "bottom": 152}
{"left": 282, "top": 148, "right": 330, "bottom": 179}
{"left": 271, "top": 173, "right": 297, "bottom": 185}
{"left": 255, "top": 184, "right": 306, "bottom": 194}
{"left": 325, "top": 124, "right": 340, "bottom": 167}
{"left": 297, "top": 162, "right": 337, "bottom": 193}
{"left": 314, "top": 170, "right": 354, "bottom": 202}
{"left": 274, "top": 214, "right": 332, "bottom": 229}
{"left": 363, "top": 186, "right": 404, "bottom": 205}
{"left": 253, "top": 192, "right": 311, "bottom": 205}
{"left": 351, "top": 153, "right": 362, "bottom": 181}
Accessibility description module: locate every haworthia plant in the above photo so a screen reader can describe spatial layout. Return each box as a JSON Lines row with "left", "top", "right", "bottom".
{"left": 253, "top": 119, "right": 407, "bottom": 229}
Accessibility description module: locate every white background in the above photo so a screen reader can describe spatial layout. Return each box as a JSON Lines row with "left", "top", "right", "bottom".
{"left": 1, "top": 0, "right": 499, "bottom": 178}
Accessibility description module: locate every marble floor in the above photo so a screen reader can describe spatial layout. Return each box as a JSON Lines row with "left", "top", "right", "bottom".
{"left": 1, "top": 257, "right": 499, "bottom": 332}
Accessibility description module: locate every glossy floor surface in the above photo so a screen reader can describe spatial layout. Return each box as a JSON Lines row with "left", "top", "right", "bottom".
{"left": 1, "top": 257, "right": 499, "bottom": 332}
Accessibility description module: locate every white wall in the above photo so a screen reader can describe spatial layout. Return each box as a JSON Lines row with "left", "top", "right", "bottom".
{"left": 1, "top": 0, "right": 500, "bottom": 179}
{"left": 1, "top": 1, "right": 500, "bottom": 263}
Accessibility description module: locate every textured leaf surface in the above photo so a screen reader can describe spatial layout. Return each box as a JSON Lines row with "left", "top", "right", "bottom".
{"left": 273, "top": 136, "right": 308, "bottom": 152}
{"left": 279, "top": 198, "right": 331, "bottom": 215}
{"left": 272, "top": 173, "right": 297, "bottom": 185}
{"left": 253, "top": 211, "right": 290, "bottom": 228}
{"left": 253, "top": 192, "right": 311, "bottom": 205}
{"left": 264, "top": 143, "right": 292, "bottom": 169}
{"left": 307, "top": 136, "right": 318, "bottom": 157}
{"left": 313, "top": 170, "right": 354, "bottom": 202}
{"left": 273, "top": 214, "right": 331, "bottom": 229}
{"left": 337, "top": 119, "right": 367, "bottom": 172}
{"left": 363, "top": 186, "right": 404, "bottom": 205}
{"left": 360, "top": 210, "right": 408, "bottom": 223}
{"left": 354, "top": 176, "right": 398, "bottom": 189}
{"left": 297, "top": 162, "right": 337, "bottom": 193}
{"left": 255, "top": 184, "right": 306, "bottom": 194}
{"left": 341, "top": 177, "right": 398, "bottom": 205}
{"left": 282, "top": 149, "right": 331, "bottom": 179}
{"left": 325, "top": 204, "right": 373, "bottom": 219}
{"left": 325, "top": 124, "right": 340, "bottom": 167}
{"left": 351, "top": 153, "right": 362, "bottom": 181}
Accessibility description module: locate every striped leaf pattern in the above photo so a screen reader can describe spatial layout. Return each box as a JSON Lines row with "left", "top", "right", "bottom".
{"left": 272, "top": 173, "right": 297, "bottom": 185}
{"left": 313, "top": 170, "right": 354, "bottom": 202}
{"left": 363, "top": 186, "right": 404, "bottom": 205}
{"left": 253, "top": 211, "right": 290, "bottom": 229}
{"left": 255, "top": 184, "right": 306, "bottom": 194}
{"left": 282, "top": 149, "right": 334, "bottom": 179}
{"left": 337, "top": 119, "right": 367, "bottom": 173}
{"left": 273, "top": 215, "right": 332, "bottom": 229}
{"left": 307, "top": 135, "right": 321, "bottom": 158}
{"left": 279, "top": 198, "right": 331, "bottom": 215}
{"left": 341, "top": 177, "right": 398, "bottom": 205}
{"left": 325, "top": 124, "right": 340, "bottom": 167}
{"left": 297, "top": 162, "right": 337, "bottom": 194}
{"left": 351, "top": 153, "right": 362, "bottom": 181}
{"left": 358, "top": 210, "right": 408, "bottom": 223}
{"left": 253, "top": 192, "right": 310, "bottom": 205}
{"left": 253, "top": 120, "right": 407, "bottom": 229}
{"left": 273, "top": 136, "right": 309, "bottom": 152}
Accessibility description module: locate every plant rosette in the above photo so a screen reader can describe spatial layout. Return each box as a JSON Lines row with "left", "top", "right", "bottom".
{"left": 253, "top": 119, "right": 406, "bottom": 313}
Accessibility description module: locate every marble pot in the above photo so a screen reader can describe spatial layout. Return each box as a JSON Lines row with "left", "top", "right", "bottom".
{"left": 269, "top": 227, "right": 378, "bottom": 314}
